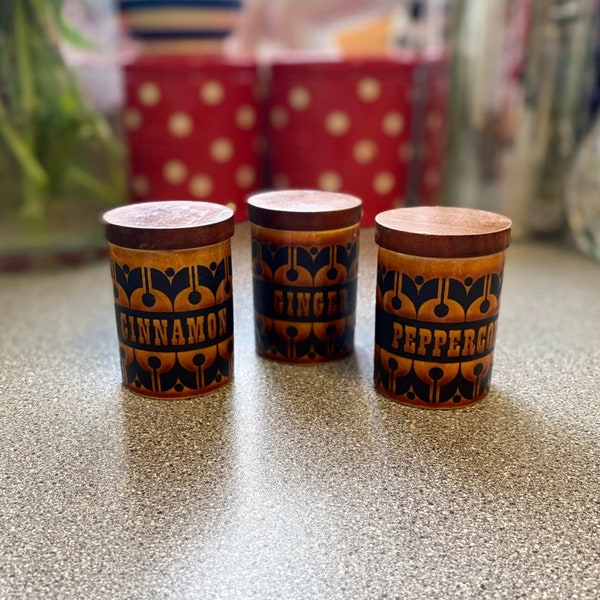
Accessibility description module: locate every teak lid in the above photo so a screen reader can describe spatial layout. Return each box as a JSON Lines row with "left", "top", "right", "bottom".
{"left": 247, "top": 190, "right": 363, "bottom": 231}
{"left": 375, "top": 206, "right": 512, "bottom": 258}
{"left": 103, "top": 200, "right": 234, "bottom": 250}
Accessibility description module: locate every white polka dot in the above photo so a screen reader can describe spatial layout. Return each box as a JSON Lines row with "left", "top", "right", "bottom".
{"left": 325, "top": 110, "right": 350, "bottom": 136}
{"left": 318, "top": 170, "right": 342, "bottom": 191}
{"left": 189, "top": 174, "right": 213, "bottom": 198}
{"left": 124, "top": 108, "right": 143, "bottom": 130}
{"left": 210, "top": 138, "right": 234, "bottom": 163}
{"left": 382, "top": 112, "right": 404, "bottom": 136}
{"left": 163, "top": 160, "right": 187, "bottom": 184}
{"left": 357, "top": 77, "right": 381, "bottom": 102}
{"left": 131, "top": 175, "right": 149, "bottom": 196}
{"left": 235, "top": 105, "right": 256, "bottom": 129}
{"left": 138, "top": 82, "right": 161, "bottom": 106}
{"left": 353, "top": 139, "right": 377, "bottom": 165}
{"left": 288, "top": 86, "right": 311, "bottom": 110}
{"left": 270, "top": 106, "right": 289, "bottom": 130}
{"left": 373, "top": 171, "right": 395, "bottom": 195}
{"left": 200, "top": 80, "right": 225, "bottom": 105}
{"left": 226, "top": 201, "right": 237, "bottom": 213}
{"left": 168, "top": 112, "right": 193, "bottom": 137}
{"left": 235, "top": 165, "right": 256, "bottom": 189}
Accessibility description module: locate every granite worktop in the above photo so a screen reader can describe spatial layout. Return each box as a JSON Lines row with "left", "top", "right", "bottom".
{"left": 2, "top": 222, "right": 600, "bottom": 599}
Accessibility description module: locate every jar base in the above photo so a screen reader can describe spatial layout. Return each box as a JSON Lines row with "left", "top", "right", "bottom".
{"left": 374, "top": 382, "right": 489, "bottom": 409}
{"left": 255, "top": 348, "right": 354, "bottom": 364}
{"left": 122, "top": 378, "right": 231, "bottom": 400}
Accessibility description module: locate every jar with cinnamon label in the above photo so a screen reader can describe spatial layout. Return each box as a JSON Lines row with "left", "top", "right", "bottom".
{"left": 103, "top": 200, "right": 234, "bottom": 398}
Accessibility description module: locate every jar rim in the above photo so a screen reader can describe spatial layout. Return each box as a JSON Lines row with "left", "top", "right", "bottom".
{"left": 375, "top": 206, "right": 511, "bottom": 258}
{"left": 247, "top": 190, "right": 362, "bottom": 231}
{"left": 103, "top": 200, "right": 234, "bottom": 250}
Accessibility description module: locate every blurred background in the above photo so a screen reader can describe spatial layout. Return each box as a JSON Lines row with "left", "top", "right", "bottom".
{"left": 2, "top": 0, "right": 600, "bottom": 268}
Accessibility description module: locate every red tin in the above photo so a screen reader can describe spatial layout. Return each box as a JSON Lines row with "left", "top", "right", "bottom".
{"left": 123, "top": 54, "right": 264, "bottom": 222}
{"left": 266, "top": 53, "right": 449, "bottom": 226}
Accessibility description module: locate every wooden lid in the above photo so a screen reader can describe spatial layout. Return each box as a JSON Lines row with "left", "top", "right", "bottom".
{"left": 375, "top": 206, "right": 511, "bottom": 258}
{"left": 103, "top": 201, "right": 234, "bottom": 250}
{"left": 247, "top": 190, "right": 362, "bottom": 231}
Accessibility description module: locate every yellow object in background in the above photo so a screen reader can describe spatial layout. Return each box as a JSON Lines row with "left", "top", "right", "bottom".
{"left": 335, "top": 11, "right": 394, "bottom": 55}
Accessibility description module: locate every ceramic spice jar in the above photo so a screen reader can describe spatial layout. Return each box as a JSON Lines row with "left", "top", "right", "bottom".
{"left": 247, "top": 190, "right": 362, "bottom": 362}
{"left": 374, "top": 206, "right": 511, "bottom": 409}
{"left": 103, "top": 200, "right": 234, "bottom": 399}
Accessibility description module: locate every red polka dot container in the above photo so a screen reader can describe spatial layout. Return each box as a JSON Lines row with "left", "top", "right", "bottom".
{"left": 123, "top": 54, "right": 264, "bottom": 221}
{"left": 267, "top": 53, "right": 448, "bottom": 226}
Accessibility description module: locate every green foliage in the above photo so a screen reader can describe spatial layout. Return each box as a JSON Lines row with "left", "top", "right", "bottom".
{"left": 0, "top": 0, "right": 125, "bottom": 228}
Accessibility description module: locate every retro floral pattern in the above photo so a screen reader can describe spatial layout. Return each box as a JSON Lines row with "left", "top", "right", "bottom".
{"left": 251, "top": 226, "right": 359, "bottom": 362}
{"left": 374, "top": 249, "right": 505, "bottom": 408}
{"left": 109, "top": 242, "right": 233, "bottom": 398}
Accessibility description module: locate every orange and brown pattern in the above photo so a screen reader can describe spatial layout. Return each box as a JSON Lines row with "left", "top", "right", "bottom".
{"left": 109, "top": 241, "right": 233, "bottom": 398}
{"left": 374, "top": 248, "right": 505, "bottom": 408}
{"left": 251, "top": 225, "right": 359, "bottom": 362}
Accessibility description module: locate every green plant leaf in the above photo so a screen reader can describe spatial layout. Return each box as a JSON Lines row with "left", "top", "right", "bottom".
{"left": 0, "top": 100, "right": 48, "bottom": 187}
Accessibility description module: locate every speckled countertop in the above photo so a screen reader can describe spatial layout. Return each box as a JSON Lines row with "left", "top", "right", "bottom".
{"left": 2, "top": 223, "right": 600, "bottom": 599}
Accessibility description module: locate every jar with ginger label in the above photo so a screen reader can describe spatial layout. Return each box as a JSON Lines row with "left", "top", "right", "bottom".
{"left": 248, "top": 190, "right": 362, "bottom": 362}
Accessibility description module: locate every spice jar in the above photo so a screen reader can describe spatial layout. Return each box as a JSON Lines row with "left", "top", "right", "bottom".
{"left": 248, "top": 190, "right": 362, "bottom": 362}
{"left": 103, "top": 200, "right": 234, "bottom": 398}
{"left": 374, "top": 206, "right": 511, "bottom": 408}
